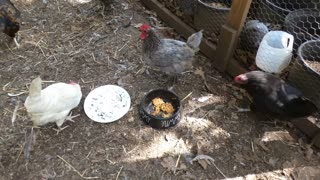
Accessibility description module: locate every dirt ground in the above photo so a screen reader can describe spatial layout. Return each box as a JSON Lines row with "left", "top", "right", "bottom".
{"left": 0, "top": 0, "right": 320, "bottom": 179}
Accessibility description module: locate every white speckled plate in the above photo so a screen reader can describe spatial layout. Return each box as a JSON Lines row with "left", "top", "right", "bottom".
{"left": 84, "top": 85, "right": 131, "bottom": 123}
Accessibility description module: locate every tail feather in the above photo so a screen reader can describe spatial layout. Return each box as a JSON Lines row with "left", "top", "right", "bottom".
{"left": 28, "top": 77, "right": 42, "bottom": 98}
{"left": 24, "top": 127, "right": 36, "bottom": 161}
{"left": 187, "top": 30, "right": 203, "bottom": 51}
{"left": 283, "top": 97, "right": 318, "bottom": 118}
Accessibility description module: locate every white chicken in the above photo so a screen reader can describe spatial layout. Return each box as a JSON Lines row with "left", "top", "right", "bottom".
{"left": 24, "top": 77, "right": 82, "bottom": 132}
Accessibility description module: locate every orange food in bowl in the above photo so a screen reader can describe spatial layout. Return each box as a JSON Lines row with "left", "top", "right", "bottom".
{"left": 151, "top": 97, "right": 175, "bottom": 118}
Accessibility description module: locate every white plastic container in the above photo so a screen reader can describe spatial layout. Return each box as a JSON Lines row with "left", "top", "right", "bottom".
{"left": 256, "top": 31, "right": 294, "bottom": 73}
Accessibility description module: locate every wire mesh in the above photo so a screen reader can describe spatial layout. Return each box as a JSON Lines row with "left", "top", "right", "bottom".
{"left": 236, "top": 0, "right": 320, "bottom": 109}
{"left": 148, "top": 0, "right": 320, "bottom": 110}
{"left": 156, "top": 0, "right": 232, "bottom": 44}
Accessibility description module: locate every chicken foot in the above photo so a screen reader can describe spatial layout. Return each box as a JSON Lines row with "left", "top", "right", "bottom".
{"left": 53, "top": 126, "right": 70, "bottom": 135}
{"left": 53, "top": 112, "right": 80, "bottom": 134}
{"left": 163, "top": 74, "right": 182, "bottom": 90}
{"left": 64, "top": 112, "right": 80, "bottom": 123}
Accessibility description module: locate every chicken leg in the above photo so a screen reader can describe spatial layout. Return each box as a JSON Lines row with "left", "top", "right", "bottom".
{"left": 53, "top": 112, "right": 80, "bottom": 134}
{"left": 13, "top": 36, "right": 20, "bottom": 48}
{"left": 166, "top": 75, "right": 178, "bottom": 90}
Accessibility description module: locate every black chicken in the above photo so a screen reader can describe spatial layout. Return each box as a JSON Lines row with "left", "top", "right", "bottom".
{"left": 234, "top": 71, "right": 318, "bottom": 118}
{"left": 0, "top": 0, "right": 20, "bottom": 38}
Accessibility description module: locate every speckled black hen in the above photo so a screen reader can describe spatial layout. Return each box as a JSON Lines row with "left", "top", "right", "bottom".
{"left": 234, "top": 71, "right": 318, "bottom": 118}
{"left": 0, "top": 0, "right": 20, "bottom": 38}
{"left": 139, "top": 24, "right": 203, "bottom": 75}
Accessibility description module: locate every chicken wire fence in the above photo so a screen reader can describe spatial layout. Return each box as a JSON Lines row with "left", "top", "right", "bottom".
{"left": 236, "top": 0, "right": 320, "bottom": 109}
{"left": 157, "top": 0, "right": 232, "bottom": 44}
{"left": 152, "top": 0, "right": 320, "bottom": 109}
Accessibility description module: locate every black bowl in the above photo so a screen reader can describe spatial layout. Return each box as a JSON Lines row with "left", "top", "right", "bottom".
{"left": 139, "top": 89, "right": 181, "bottom": 129}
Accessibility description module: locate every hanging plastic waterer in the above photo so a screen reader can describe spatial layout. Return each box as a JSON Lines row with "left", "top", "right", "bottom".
{"left": 256, "top": 31, "right": 294, "bottom": 74}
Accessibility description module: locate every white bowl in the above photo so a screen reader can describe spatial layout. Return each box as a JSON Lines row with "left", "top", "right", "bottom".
{"left": 84, "top": 85, "right": 131, "bottom": 123}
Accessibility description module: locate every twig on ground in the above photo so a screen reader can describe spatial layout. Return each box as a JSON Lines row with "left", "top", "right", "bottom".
{"left": 191, "top": 155, "right": 227, "bottom": 178}
{"left": 11, "top": 100, "right": 20, "bottom": 126}
{"left": 81, "top": 78, "right": 94, "bottom": 84}
{"left": 8, "top": 91, "right": 27, "bottom": 97}
{"left": 173, "top": 154, "right": 181, "bottom": 174}
{"left": 57, "top": 155, "right": 99, "bottom": 179}
{"left": 16, "top": 143, "right": 25, "bottom": 163}
{"left": 181, "top": 92, "right": 193, "bottom": 102}
{"left": 115, "top": 166, "right": 123, "bottom": 180}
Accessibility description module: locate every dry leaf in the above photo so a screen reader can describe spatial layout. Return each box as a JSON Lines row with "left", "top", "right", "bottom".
{"left": 249, "top": 64, "right": 257, "bottom": 71}
{"left": 293, "top": 166, "right": 320, "bottom": 180}
{"left": 244, "top": 152, "right": 260, "bottom": 162}
{"left": 259, "top": 142, "right": 270, "bottom": 151}
{"left": 197, "top": 109, "right": 207, "bottom": 118}
{"left": 188, "top": 99, "right": 200, "bottom": 109}
{"left": 254, "top": 138, "right": 270, "bottom": 151}
{"left": 215, "top": 104, "right": 225, "bottom": 111}
{"left": 197, "top": 96, "right": 210, "bottom": 103}
{"left": 179, "top": 163, "right": 187, "bottom": 170}
{"left": 282, "top": 161, "right": 294, "bottom": 177}
{"left": 190, "top": 154, "right": 227, "bottom": 178}
{"left": 227, "top": 98, "right": 237, "bottom": 108}
{"left": 161, "top": 156, "right": 176, "bottom": 171}
{"left": 144, "top": 10, "right": 157, "bottom": 16}
{"left": 231, "top": 113, "right": 239, "bottom": 120}
{"left": 68, "top": 0, "right": 92, "bottom": 5}
{"left": 182, "top": 172, "right": 197, "bottom": 180}
{"left": 282, "top": 161, "right": 291, "bottom": 169}
{"left": 233, "top": 90, "right": 244, "bottom": 100}
{"left": 128, "top": 117, "right": 134, "bottom": 122}
{"left": 305, "top": 147, "right": 313, "bottom": 160}
{"left": 236, "top": 49, "right": 246, "bottom": 55}
{"left": 161, "top": 156, "right": 187, "bottom": 172}
{"left": 239, "top": 55, "right": 247, "bottom": 64}
{"left": 133, "top": 23, "right": 143, "bottom": 28}
{"left": 121, "top": 3, "right": 129, "bottom": 10}
{"left": 234, "top": 152, "right": 245, "bottom": 162}
{"left": 176, "top": 11, "right": 183, "bottom": 17}
{"left": 194, "top": 67, "right": 205, "bottom": 80}
{"left": 282, "top": 158, "right": 298, "bottom": 169}
{"left": 268, "top": 158, "right": 278, "bottom": 167}
{"left": 245, "top": 174, "right": 257, "bottom": 180}
{"left": 70, "top": 25, "right": 82, "bottom": 32}
{"left": 190, "top": 154, "right": 215, "bottom": 165}
{"left": 198, "top": 159, "right": 209, "bottom": 169}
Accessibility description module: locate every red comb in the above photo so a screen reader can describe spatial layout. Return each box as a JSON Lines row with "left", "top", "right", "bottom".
{"left": 140, "top": 24, "right": 150, "bottom": 31}
{"left": 234, "top": 75, "right": 242, "bottom": 81}
{"left": 234, "top": 74, "right": 248, "bottom": 84}
{"left": 69, "top": 81, "right": 78, "bottom": 85}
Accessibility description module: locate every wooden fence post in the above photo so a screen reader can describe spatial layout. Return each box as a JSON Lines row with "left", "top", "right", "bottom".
{"left": 214, "top": 0, "right": 252, "bottom": 72}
